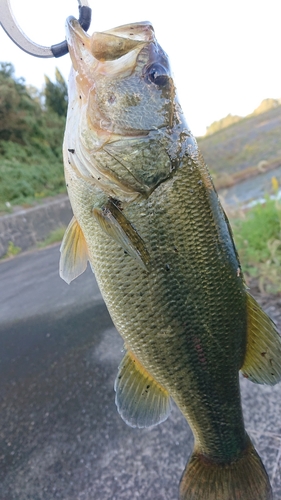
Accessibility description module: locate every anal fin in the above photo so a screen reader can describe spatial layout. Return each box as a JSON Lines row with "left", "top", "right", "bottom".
{"left": 115, "top": 350, "right": 172, "bottom": 428}
{"left": 59, "top": 216, "right": 88, "bottom": 284}
{"left": 93, "top": 198, "right": 149, "bottom": 271}
{"left": 241, "top": 292, "right": 281, "bottom": 385}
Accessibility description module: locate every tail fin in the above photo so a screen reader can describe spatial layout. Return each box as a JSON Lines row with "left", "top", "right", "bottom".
{"left": 179, "top": 436, "right": 272, "bottom": 500}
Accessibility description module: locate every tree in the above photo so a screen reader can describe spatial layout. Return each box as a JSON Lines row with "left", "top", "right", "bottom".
{"left": 0, "top": 62, "right": 41, "bottom": 143}
{"left": 252, "top": 98, "right": 280, "bottom": 116}
{"left": 206, "top": 114, "right": 242, "bottom": 136}
{"left": 0, "top": 63, "right": 67, "bottom": 206}
{"left": 44, "top": 68, "right": 68, "bottom": 117}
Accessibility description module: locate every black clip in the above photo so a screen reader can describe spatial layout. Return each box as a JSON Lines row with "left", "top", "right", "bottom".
{"left": 51, "top": 5, "right": 92, "bottom": 57}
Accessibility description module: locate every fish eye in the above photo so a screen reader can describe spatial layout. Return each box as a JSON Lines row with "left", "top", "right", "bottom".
{"left": 145, "top": 63, "right": 169, "bottom": 86}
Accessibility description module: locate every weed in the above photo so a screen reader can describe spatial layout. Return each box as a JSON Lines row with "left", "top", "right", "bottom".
{"left": 3, "top": 241, "right": 21, "bottom": 258}
{"left": 231, "top": 198, "right": 281, "bottom": 293}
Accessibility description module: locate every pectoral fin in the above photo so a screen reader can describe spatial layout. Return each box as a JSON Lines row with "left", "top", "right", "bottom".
{"left": 241, "top": 292, "right": 281, "bottom": 385}
{"left": 59, "top": 216, "right": 89, "bottom": 284}
{"left": 93, "top": 199, "right": 149, "bottom": 271}
{"left": 115, "top": 350, "right": 172, "bottom": 428}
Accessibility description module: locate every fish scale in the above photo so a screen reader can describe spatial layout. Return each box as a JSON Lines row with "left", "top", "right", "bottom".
{"left": 60, "top": 17, "right": 281, "bottom": 499}
{"left": 75, "top": 155, "right": 247, "bottom": 460}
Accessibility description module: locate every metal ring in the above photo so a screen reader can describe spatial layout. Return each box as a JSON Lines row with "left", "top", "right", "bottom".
{"left": 0, "top": 0, "right": 92, "bottom": 58}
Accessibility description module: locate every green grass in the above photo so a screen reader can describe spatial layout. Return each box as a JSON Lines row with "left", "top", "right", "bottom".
{"left": 231, "top": 198, "right": 281, "bottom": 293}
{"left": 1, "top": 227, "right": 65, "bottom": 260}
{"left": 0, "top": 63, "right": 67, "bottom": 211}
{"left": 2, "top": 241, "right": 21, "bottom": 258}
{"left": 37, "top": 227, "right": 66, "bottom": 248}
{"left": 0, "top": 140, "right": 65, "bottom": 212}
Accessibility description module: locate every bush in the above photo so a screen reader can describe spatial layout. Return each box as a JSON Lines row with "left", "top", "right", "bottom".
{"left": 232, "top": 198, "right": 281, "bottom": 293}
{"left": 0, "top": 63, "right": 67, "bottom": 209}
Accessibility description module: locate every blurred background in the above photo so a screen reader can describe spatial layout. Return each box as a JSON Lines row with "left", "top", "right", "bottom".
{"left": 0, "top": 1, "right": 281, "bottom": 498}
{"left": 1, "top": 0, "right": 281, "bottom": 291}
{"left": 0, "top": 0, "right": 281, "bottom": 136}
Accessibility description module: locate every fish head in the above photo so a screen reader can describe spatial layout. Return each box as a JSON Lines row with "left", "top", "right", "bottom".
{"left": 65, "top": 18, "right": 193, "bottom": 199}
{"left": 66, "top": 19, "right": 176, "bottom": 135}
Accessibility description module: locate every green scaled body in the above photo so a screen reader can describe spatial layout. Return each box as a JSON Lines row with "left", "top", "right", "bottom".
{"left": 60, "top": 18, "right": 281, "bottom": 500}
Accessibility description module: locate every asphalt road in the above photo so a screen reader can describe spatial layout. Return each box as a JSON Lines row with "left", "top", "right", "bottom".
{"left": 0, "top": 245, "right": 281, "bottom": 499}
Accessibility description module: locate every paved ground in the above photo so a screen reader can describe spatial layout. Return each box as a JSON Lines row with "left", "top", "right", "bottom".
{"left": 0, "top": 245, "right": 281, "bottom": 499}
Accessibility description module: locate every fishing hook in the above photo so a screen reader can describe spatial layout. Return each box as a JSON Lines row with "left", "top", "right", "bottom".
{"left": 0, "top": 0, "right": 92, "bottom": 58}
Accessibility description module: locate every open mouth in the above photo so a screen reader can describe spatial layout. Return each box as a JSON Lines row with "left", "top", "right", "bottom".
{"left": 66, "top": 18, "right": 155, "bottom": 61}
{"left": 65, "top": 18, "right": 157, "bottom": 81}
{"left": 90, "top": 21, "right": 155, "bottom": 61}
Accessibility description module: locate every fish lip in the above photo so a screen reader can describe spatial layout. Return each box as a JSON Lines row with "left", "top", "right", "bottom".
{"left": 65, "top": 16, "right": 89, "bottom": 51}
{"left": 65, "top": 16, "right": 94, "bottom": 76}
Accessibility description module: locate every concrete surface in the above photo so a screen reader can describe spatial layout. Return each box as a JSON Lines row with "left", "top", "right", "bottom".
{"left": 0, "top": 195, "right": 72, "bottom": 258}
{"left": 0, "top": 245, "right": 281, "bottom": 499}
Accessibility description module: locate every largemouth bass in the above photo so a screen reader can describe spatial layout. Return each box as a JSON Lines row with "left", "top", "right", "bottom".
{"left": 60, "top": 17, "right": 281, "bottom": 500}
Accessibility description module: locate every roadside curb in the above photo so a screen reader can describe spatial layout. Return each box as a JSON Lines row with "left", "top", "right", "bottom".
{"left": 0, "top": 195, "right": 72, "bottom": 258}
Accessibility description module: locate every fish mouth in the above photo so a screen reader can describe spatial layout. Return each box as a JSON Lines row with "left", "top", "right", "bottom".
{"left": 90, "top": 21, "right": 155, "bottom": 61}
{"left": 65, "top": 18, "right": 155, "bottom": 78}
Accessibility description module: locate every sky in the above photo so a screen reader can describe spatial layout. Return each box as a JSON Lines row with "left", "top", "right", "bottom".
{"left": 0, "top": 0, "right": 280, "bottom": 136}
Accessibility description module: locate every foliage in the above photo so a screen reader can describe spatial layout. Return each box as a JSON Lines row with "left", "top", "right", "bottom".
{"left": 206, "top": 114, "right": 242, "bottom": 136}
{"left": 204, "top": 99, "right": 280, "bottom": 141}
{"left": 0, "top": 140, "right": 65, "bottom": 209}
{"left": 198, "top": 104, "right": 281, "bottom": 176}
{"left": 2, "top": 241, "right": 21, "bottom": 258}
{"left": 252, "top": 98, "right": 280, "bottom": 116}
{"left": 0, "top": 63, "right": 67, "bottom": 209}
{"left": 231, "top": 198, "right": 281, "bottom": 293}
{"left": 0, "top": 62, "right": 41, "bottom": 144}
{"left": 44, "top": 68, "right": 68, "bottom": 117}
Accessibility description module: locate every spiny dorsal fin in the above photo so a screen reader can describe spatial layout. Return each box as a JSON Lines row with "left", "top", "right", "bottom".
{"left": 115, "top": 350, "right": 172, "bottom": 428}
{"left": 241, "top": 292, "right": 281, "bottom": 385}
{"left": 59, "top": 216, "right": 89, "bottom": 284}
{"left": 93, "top": 199, "right": 149, "bottom": 271}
